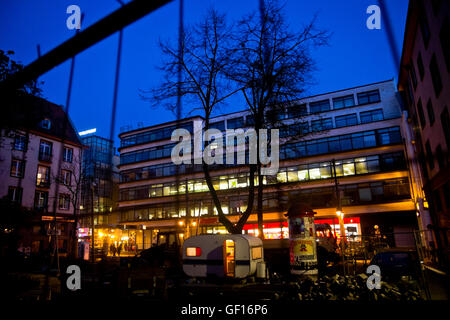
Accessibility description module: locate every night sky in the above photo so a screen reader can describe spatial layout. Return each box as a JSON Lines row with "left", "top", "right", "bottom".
{"left": 0, "top": 0, "right": 408, "bottom": 145}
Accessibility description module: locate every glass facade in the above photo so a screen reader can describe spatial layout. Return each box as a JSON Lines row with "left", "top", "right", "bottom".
{"left": 81, "top": 136, "right": 115, "bottom": 215}
{"left": 227, "top": 117, "right": 244, "bottom": 129}
{"left": 120, "top": 152, "right": 405, "bottom": 201}
{"left": 360, "top": 109, "right": 384, "bottom": 124}
{"left": 120, "top": 178, "right": 410, "bottom": 222}
{"left": 357, "top": 90, "right": 380, "bottom": 105}
{"left": 120, "top": 143, "right": 177, "bottom": 165}
{"left": 120, "top": 122, "right": 193, "bottom": 147}
{"left": 311, "top": 118, "right": 333, "bottom": 132}
{"left": 310, "top": 99, "right": 331, "bottom": 114}
{"left": 333, "top": 95, "right": 355, "bottom": 110}
{"left": 280, "top": 127, "right": 401, "bottom": 160}
{"left": 335, "top": 114, "right": 358, "bottom": 128}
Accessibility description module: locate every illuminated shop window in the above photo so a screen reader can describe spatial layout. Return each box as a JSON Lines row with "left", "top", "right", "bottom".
{"left": 298, "top": 169, "right": 309, "bottom": 181}
{"left": 319, "top": 164, "right": 332, "bottom": 179}
{"left": 277, "top": 170, "right": 288, "bottom": 183}
{"left": 219, "top": 178, "right": 228, "bottom": 190}
{"left": 237, "top": 176, "right": 248, "bottom": 188}
{"left": 287, "top": 168, "right": 299, "bottom": 182}
{"left": 229, "top": 177, "right": 238, "bottom": 189}
{"left": 343, "top": 163, "right": 355, "bottom": 176}
{"left": 309, "top": 168, "right": 321, "bottom": 180}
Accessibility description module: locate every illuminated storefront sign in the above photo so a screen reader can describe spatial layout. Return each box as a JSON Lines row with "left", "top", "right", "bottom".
{"left": 242, "top": 217, "right": 361, "bottom": 240}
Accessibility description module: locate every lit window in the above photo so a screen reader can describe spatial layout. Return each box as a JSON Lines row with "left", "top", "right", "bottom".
{"left": 355, "top": 158, "right": 369, "bottom": 174}
{"left": 298, "top": 169, "right": 309, "bottom": 181}
{"left": 251, "top": 247, "right": 263, "bottom": 259}
{"left": 186, "top": 247, "right": 201, "bottom": 257}
{"left": 229, "top": 178, "right": 238, "bottom": 189}
{"left": 219, "top": 178, "right": 228, "bottom": 190}
{"left": 287, "top": 168, "right": 299, "bottom": 182}
{"left": 319, "top": 165, "right": 331, "bottom": 179}
{"left": 343, "top": 163, "right": 355, "bottom": 176}
{"left": 277, "top": 170, "right": 288, "bottom": 183}
{"left": 36, "top": 165, "right": 50, "bottom": 186}
{"left": 309, "top": 168, "right": 321, "bottom": 180}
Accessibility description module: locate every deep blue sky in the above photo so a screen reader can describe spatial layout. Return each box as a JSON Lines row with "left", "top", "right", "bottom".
{"left": 0, "top": 0, "right": 408, "bottom": 144}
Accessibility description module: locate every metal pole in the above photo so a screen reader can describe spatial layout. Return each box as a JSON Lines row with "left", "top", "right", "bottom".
{"left": 332, "top": 159, "right": 346, "bottom": 276}
{"left": 0, "top": 0, "right": 173, "bottom": 93}
{"left": 91, "top": 183, "right": 95, "bottom": 262}
{"left": 109, "top": 1, "right": 124, "bottom": 147}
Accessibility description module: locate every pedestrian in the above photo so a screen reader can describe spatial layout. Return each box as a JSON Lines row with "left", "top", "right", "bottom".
{"left": 117, "top": 242, "right": 122, "bottom": 257}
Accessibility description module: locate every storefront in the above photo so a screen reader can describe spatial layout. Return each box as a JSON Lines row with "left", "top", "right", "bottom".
{"left": 78, "top": 226, "right": 152, "bottom": 256}
{"left": 199, "top": 217, "right": 361, "bottom": 241}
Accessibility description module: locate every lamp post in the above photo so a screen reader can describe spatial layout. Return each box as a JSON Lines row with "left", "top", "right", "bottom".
{"left": 332, "top": 159, "right": 346, "bottom": 275}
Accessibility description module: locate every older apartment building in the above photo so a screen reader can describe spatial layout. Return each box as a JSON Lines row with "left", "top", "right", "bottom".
{"left": 113, "top": 80, "right": 423, "bottom": 250}
{"left": 0, "top": 96, "right": 83, "bottom": 255}
{"left": 398, "top": 0, "right": 450, "bottom": 265}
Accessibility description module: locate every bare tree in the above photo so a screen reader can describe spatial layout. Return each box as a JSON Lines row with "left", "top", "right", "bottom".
{"left": 144, "top": 9, "right": 256, "bottom": 234}
{"left": 53, "top": 153, "right": 84, "bottom": 259}
{"left": 227, "top": 0, "right": 330, "bottom": 238}
{"left": 147, "top": 4, "right": 329, "bottom": 235}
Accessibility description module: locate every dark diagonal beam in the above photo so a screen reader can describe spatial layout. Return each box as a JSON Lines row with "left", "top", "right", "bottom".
{"left": 0, "top": 0, "right": 172, "bottom": 92}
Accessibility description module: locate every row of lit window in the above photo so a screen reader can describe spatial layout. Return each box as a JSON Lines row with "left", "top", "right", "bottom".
{"left": 119, "top": 152, "right": 405, "bottom": 201}
{"left": 119, "top": 178, "right": 410, "bottom": 222}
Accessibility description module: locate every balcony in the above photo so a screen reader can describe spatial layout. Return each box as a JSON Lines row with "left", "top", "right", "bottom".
{"left": 39, "top": 152, "right": 52, "bottom": 162}
{"left": 36, "top": 180, "right": 50, "bottom": 188}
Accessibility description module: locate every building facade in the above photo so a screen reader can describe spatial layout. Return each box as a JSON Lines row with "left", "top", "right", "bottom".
{"left": 78, "top": 134, "right": 120, "bottom": 256}
{"left": 398, "top": 0, "right": 450, "bottom": 266}
{"left": 116, "top": 79, "right": 423, "bottom": 250}
{"left": 0, "top": 96, "right": 83, "bottom": 256}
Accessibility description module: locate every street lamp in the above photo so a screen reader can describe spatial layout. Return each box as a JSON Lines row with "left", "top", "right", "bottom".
{"left": 336, "top": 209, "right": 346, "bottom": 240}
{"left": 336, "top": 208, "right": 347, "bottom": 276}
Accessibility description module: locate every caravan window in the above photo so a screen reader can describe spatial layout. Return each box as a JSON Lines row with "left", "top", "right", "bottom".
{"left": 251, "top": 246, "right": 262, "bottom": 259}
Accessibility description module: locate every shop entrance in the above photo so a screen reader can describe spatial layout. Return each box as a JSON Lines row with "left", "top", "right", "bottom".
{"left": 223, "top": 239, "right": 235, "bottom": 277}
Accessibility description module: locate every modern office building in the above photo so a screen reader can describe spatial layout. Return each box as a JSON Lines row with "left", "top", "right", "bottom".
{"left": 398, "top": 0, "right": 450, "bottom": 265}
{"left": 78, "top": 134, "right": 120, "bottom": 255}
{"left": 0, "top": 95, "right": 83, "bottom": 256}
{"left": 115, "top": 80, "right": 426, "bottom": 249}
